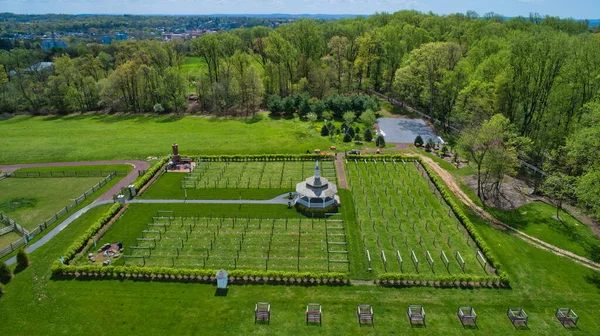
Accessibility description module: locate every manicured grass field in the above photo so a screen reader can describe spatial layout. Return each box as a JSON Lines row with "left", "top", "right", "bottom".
{"left": 0, "top": 176, "right": 106, "bottom": 230}
{"left": 0, "top": 114, "right": 341, "bottom": 164}
{"left": 0, "top": 230, "right": 22, "bottom": 248}
{"left": 489, "top": 202, "right": 600, "bottom": 262}
{"left": 346, "top": 158, "right": 487, "bottom": 276}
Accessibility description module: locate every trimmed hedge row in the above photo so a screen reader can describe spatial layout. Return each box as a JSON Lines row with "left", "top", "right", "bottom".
{"left": 50, "top": 263, "right": 348, "bottom": 285}
{"left": 193, "top": 154, "right": 334, "bottom": 162}
{"left": 133, "top": 157, "right": 169, "bottom": 190}
{"left": 416, "top": 157, "right": 509, "bottom": 283}
{"left": 63, "top": 203, "right": 123, "bottom": 263}
{"left": 355, "top": 154, "right": 510, "bottom": 286}
{"left": 376, "top": 273, "right": 507, "bottom": 288}
{"left": 346, "top": 154, "right": 417, "bottom": 162}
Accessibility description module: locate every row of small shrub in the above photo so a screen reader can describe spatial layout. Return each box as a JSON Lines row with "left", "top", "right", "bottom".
{"left": 377, "top": 273, "right": 507, "bottom": 288}
{"left": 51, "top": 263, "right": 348, "bottom": 285}
{"left": 63, "top": 203, "right": 124, "bottom": 263}
{"left": 133, "top": 157, "right": 169, "bottom": 190}
{"left": 346, "top": 154, "right": 418, "bottom": 162}
{"left": 415, "top": 157, "right": 508, "bottom": 281}
{"left": 417, "top": 157, "right": 510, "bottom": 284}
{"left": 295, "top": 202, "right": 337, "bottom": 214}
{"left": 193, "top": 154, "right": 334, "bottom": 162}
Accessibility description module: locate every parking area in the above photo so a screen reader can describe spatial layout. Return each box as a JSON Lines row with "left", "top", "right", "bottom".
{"left": 377, "top": 118, "right": 441, "bottom": 144}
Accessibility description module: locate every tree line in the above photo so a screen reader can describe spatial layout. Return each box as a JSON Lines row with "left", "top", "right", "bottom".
{"left": 1, "top": 11, "right": 600, "bottom": 212}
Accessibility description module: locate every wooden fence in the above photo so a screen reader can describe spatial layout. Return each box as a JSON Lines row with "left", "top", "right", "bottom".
{"left": 0, "top": 171, "right": 117, "bottom": 259}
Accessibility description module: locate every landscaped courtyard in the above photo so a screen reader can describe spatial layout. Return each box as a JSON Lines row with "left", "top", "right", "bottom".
{"left": 1, "top": 151, "right": 599, "bottom": 335}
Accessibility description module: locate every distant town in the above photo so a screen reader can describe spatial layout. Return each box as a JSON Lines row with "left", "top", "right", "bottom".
{"left": 0, "top": 13, "right": 598, "bottom": 51}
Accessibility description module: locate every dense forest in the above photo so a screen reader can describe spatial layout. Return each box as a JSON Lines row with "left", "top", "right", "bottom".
{"left": 1, "top": 11, "right": 600, "bottom": 216}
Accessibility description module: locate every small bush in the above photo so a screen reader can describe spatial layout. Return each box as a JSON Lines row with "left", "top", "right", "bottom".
{"left": 16, "top": 249, "right": 29, "bottom": 268}
{"left": 320, "top": 124, "right": 329, "bottom": 136}
{"left": 414, "top": 135, "right": 424, "bottom": 147}
{"left": 0, "top": 262, "right": 12, "bottom": 284}
{"left": 343, "top": 132, "right": 353, "bottom": 142}
{"left": 364, "top": 128, "right": 373, "bottom": 142}
{"left": 153, "top": 103, "right": 165, "bottom": 113}
{"left": 375, "top": 134, "right": 386, "bottom": 148}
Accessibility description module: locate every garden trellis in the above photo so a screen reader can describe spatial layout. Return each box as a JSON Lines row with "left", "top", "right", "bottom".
{"left": 120, "top": 212, "right": 348, "bottom": 273}
{"left": 181, "top": 159, "right": 336, "bottom": 190}
{"left": 346, "top": 156, "right": 487, "bottom": 276}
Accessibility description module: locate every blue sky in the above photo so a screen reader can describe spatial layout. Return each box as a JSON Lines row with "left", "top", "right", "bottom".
{"left": 1, "top": 0, "right": 598, "bottom": 19}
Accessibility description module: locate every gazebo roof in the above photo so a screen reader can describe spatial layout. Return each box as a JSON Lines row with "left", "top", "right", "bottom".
{"left": 296, "top": 176, "right": 338, "bottom": 198}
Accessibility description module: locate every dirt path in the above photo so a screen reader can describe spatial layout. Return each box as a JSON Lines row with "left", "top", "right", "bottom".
{"left": 334, "top": 155, "right": 348, "bottom": 189}
{"left": 411, "top": 154, "right": 600, "bottom": 272}
{"left": 0, "top": 160, "right": 150, "bottom": 202}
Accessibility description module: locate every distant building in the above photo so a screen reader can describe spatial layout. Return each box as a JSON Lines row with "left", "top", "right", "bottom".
{"left": 115, "top": 32, "right": 127, "bottom": 41}
{"left": 162, "top": 33, "right": 187, "bottom": 41}
{"left": 101, "top": 36, "right": 112, "bottom": 44}
{"left": 41, "top": 32, "right": 68, "bottom": 51}
{"left": 26, "top": 62, "right": 54, "bottom": 72}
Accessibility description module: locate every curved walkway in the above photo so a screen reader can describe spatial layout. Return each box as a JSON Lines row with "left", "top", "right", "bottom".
{"left": 412, "top": 153, "right": 600, "bottom": 272}
{"left": 5, "top": 195, "right": 291, "bottom": 265}
{"left": 0, "top": 160, "right": 150, "bottom": 202}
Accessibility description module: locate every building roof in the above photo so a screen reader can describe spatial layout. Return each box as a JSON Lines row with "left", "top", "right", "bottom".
{"left": 296, "top": 176, "right": 338, "bottom": 199}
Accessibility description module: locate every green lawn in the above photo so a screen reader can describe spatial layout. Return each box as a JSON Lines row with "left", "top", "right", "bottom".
{"left": 181, "top": 56, "right": 208, "bottom": 73}
{"left": 0, "top": 230, "right": 22, "bottom": 248}
{"left": 0, "top": 114, "right": 341, "bottom": 163}
{"left": 489, "top": 202, "right": 600, "bottom": 263}
{"left": 1, "top": 195, "right": 600, "bottom": 334}
{"left": 0, "top": 177, "right": 105, "bottom": 230}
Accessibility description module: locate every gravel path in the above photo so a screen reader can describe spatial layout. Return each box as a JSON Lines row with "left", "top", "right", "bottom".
{"left": 334, "top": 155, "right": 348, "bottom": 189}
{"left": 411, "top": 153, "right": 600, "bottom": 272}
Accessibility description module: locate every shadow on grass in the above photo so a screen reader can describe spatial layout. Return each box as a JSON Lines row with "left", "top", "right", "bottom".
{"left": 13, "top": 263, "right": 29, "bottom": 275}
{"left": 214, "top": 288, "right": 228, "bottom": 296}
{"left": 584, "top": 272, "right": 600, "bottom": 292}
{"left": 155, "top": 114, "right": 185, "bottom": 123}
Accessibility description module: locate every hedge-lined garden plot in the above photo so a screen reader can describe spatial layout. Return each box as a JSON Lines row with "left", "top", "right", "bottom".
{"left": 181, "top": 161, "right": 337, "bottom": 189}
{"left": 122, "top": 212, "right": 349, "bottom": 273}
{"left": 346, "top": 158, "right": 486, "bottom": 276}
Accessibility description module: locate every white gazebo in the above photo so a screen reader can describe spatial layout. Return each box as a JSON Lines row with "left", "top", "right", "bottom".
{"left": 294, "top": 161, "right": 339, "bottom": 210}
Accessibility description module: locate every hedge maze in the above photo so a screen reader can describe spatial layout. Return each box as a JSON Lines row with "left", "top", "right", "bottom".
{"left": 122, "top": 211, "right": 349, "bottom": 273}
{"left": 181, "top": 160, "right": 337, "bottom": 189}
{"left": 346, "top": 158, "right": 487, "bottom": 276}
